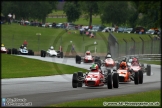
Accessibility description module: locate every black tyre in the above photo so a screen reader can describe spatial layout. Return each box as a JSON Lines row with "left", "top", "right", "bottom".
{"left": 107, "top": 73, "right": 112, "bottom": 89}
{"left": 7, "top": 49, "right": 11, "bottom": 54}
{"left": 72, "top": 72, "right": 78, "bottom": 88}
{"left": 139, "top": 70, "right": 143, "bottom": 84}
{"left": 15, "top": 49, "right": 18, "bottom": 54}
{"left": 12, "top": 48, "right": 15, "bottom": 54}
{"left": 28, "top": 49, "right": 32, "bottom": 55}
{"left": 77, "top": 71, "right": 83, "bottom": 87}
{"left": 31, "top": 50, "right": 34, "bottom": 55}
{"left": 60, "top": 52, "right": 63, "bottom": 58}
{"left": 134, "top": 72, "right": 139, "bottom": 85}
{"left": 43, "top": 50, "right": 46, "bottom": 57}
{"left": 146, "top": 64, "right": 151, "bottom": 76}
{"left": 113, "top": 72, "right": 119, "bottom": 88}
{"left": 41, "top": 50, "right": 46, "bottom": 57}
{"left": 116, "top": 63, "right": 119, "bottom": 70}
{"left": 76, "top": 55, "right": 81, "bottom": 64}
{"left": 40, "top": 50, "right": 43, "bottom": 57}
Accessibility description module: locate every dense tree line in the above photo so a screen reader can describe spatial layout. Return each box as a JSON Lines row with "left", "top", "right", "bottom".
{"left": 1, "top": 1, "right": 161, "bottom": 28}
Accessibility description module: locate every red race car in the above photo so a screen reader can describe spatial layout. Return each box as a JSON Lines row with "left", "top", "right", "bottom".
{"left": 75, "top": 51, "right": 101, "bottom": 64}
{"left": 72, "top": 63, "right": 119, "bottom": 89}
{"left": 102, "top": 53, "right": 116, "bottom": 68}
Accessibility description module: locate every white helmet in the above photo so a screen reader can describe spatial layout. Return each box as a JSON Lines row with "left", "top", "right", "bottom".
{"left": 107, "top": 54, "right": 111, "bottom": 58}
{"left": 24, "top": 47, "right": 27, "bottom": 49}
{"left": 50, "top": 46, "right": 54, "bottom": 50}
{"left": 129, "top": 59, "right": 132, "bottom": 63}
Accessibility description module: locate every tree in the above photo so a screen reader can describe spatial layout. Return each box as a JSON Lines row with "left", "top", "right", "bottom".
{"left": 63, "top": 1, "right": 81, "bottom": 23}
{"left": 1, "top": 1, "right": 58, "bottom": 23}
{"left": 99, "top": 1, "right": 131, "bottom": 27}
{"left": 137, "top": 1, "right": 161, "bottom": 28}
{"left": 79, "top": 1, "right": 99, "bottom": 26}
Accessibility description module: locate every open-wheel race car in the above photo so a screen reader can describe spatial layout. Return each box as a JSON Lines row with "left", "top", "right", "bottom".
{"left": 72, "top": 62, "right": 119, "bottom": 89}
{"left": 7, "top": 45, "right": 34, "bottom": 55}
{"left": 1, "top": 44, "right": 7, "bottom": 53}
{"left": 75, "top": 51, "right": 101, "bottom": 64}
{"left": 116, "top": 59, "right": 151, "bottom": 85}
{"left": 101, "top": 53, "right": 116, "bottom": 68}
{"left": 40, "top": 46, "right": 63, "bottom": 58}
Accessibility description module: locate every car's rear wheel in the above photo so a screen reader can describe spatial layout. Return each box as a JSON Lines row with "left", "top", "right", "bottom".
{"left": 107, "top": 73, "right": 112, "bottom": 89}
{"left": 139, "top": 70, "right": 143, "bottom": 84}
{"left": 72, "top": 72, "right": 78, "bottom": 88}
{"left": 7, "top": 49, "right": 11, "bottom": 54}
{"left": 113, "top": 72, "right": 119, "bottom": 88}
{"left": 146, "top": 64, "right": 151, "bottom": 76}
{"left": 134, "top": 72, "right": 139, "bottom": 85}
{"left": 77, "top": 71, "right": 83, "bottom": 87}
{"left": 60, "top": 52, "right": 63, "bottom": 58}
{"left": 76, "top": 55, "right": 81, "bottom": 64}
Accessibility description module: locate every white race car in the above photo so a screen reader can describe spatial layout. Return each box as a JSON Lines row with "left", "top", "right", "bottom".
{"left": 45, "top": 46, "right": 63, "bottom": 58}
{"left": 1, "top": 44, "right": 7, "bottom": 53}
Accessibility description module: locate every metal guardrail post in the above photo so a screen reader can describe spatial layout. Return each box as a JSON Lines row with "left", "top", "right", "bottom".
{"left": 116, "top": 41, "right": 119, "bottom": 58}
{"left": 148, "top": 35, "right": 153, "bottom": 54}
{"left": 139, "top": 37, "right": 144, "bottom": 54}
{"left": 131, "top": 37, "right": 135, "bottom": 55}
{"left": 123, "top": 39, "right": 127, "bottom": 55}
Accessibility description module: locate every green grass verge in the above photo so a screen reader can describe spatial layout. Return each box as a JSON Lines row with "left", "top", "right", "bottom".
{"left": 1, "top": 23, "right": 153, "bottom": 54}
{"left": 139, "top": 60, "right": 161, "bottom": 65}
{"left": 1, "top": 54, "right": 88, "bottom": 79}
{"left": 48, "top": 89, "right": 161, "bottom": 107}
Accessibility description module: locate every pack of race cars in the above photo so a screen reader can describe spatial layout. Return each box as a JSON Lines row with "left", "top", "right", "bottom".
{"left": 72, "top": 51, "right": 152, "bottom": 89}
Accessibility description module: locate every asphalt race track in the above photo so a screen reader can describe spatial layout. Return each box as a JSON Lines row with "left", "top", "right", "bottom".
{"left": 2, "top": 55, "right": 161, "bottom": 107}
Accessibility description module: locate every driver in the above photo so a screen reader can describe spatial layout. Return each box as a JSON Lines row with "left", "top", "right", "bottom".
{"left": 119, "top": 61, "right": 127, "bottom": 70}
{"left": 20, "top": 44, "right": 24, "bottom": 49}
{"left": 50, "top": 46, "right": 54, "bottom": 50}
{"left": 86, "top": 51, "right": 91, "bottom": 55}
{"left": 90, "top": 63, "right": 102, "bottom": 73}
{"left": 131, "top": 57, "right": 139, "bottom": 65}
{"left": 105, "top": 53, "right": 112, "bottom": 59}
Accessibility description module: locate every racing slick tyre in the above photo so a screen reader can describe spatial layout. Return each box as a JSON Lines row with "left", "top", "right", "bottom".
{"left": 7, "top": 49, "right": 11, "bottom": 54}
{"left": 134, "top": 72, "right": 139, "bottom": 85}
{"left": 107, "top": 73, "right": 112, "bottom": 89}
{"left": 31, "top": 50, "right": 34, "bottom": 55}
{"left": 116, "top": 63, "right": 119, "bottom": 70}
{"left": 76, "top": 55, "right": 81, "bottom": 64}
{"left": 41, "top": 50, "right": 46, "bottom": 57}
{"left": 113, "top": 72, "right": 119, "bottom": 88}
{"left": 60, "top": 52, "right": 63, "bottom": 58}
{"left": 146, "top": 64, "right": 151, "bottom": 76}
{"left": 72, "top": 72, "right": 78, "bottom": 88}
{"left": 57, "top": 51, "right": 61, "bottom": 58}
{"left": 139, "top": 70, "right": 143, "bottom": 84}
{"left": 77, "top": 71, "right": 83, "bottom": 87}
{"left": 14, "top": 49, "right": 18, "bottom": 54}
{"left": 28, "top": 50, "right": 32, "bottom": 55}
{"left": 11, "top": 48, "right": 16, "bottom": 54}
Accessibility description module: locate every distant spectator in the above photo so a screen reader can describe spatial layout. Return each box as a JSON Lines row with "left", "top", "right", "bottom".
{"left": 71, "top": 44, "right": 75, "bottom": 54}
{"left": 23, "top": 40, "right": 28, "bottom": 47}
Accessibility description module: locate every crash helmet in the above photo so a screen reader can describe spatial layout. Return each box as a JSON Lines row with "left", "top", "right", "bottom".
{"left": 1, "top": 44, "right": 4, "bottom": 47}
{"left": 106, "top": 54, "right": 112, "bottom": 58}
{"left": 128, "top": 59, "right": 132, "bottom": 63}
{"left": 50, "top": 46, "right": 54, "bottom": 50}
{"left": 86, "top": 51, "right": 91, "bottom": 55}
{"left": 132, "top": 57, "right": 137, "bottom": 62}
{"left": 120, "top": 61, "right": 127, "bottom": 69}
{"left": 24, "top": 47, "right": 27, "bottom": 49}
{"left": 90, "top": 63, "right": 99, "bottom": 71}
